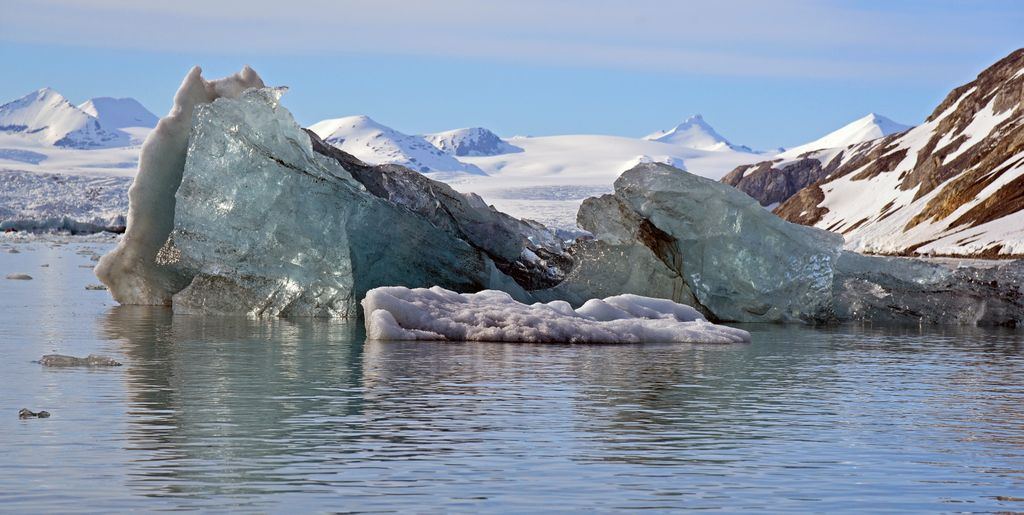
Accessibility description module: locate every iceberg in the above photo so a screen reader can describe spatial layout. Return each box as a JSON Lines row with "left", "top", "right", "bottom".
{"left": 539, "top": 163, "right": 843, "bottom": 322}
{"left": 96, "top": 67, "right": 568, "bottom": 316}
{"left": 363, "top": 286, "right": 751, "bottom": 343}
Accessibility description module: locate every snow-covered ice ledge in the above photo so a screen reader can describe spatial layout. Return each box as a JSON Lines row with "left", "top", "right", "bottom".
{"left": 363, "top": 286, "right": 751, "bottom": 344}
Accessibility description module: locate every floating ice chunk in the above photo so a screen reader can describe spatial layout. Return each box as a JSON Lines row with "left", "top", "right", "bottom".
{"left": 36, "top": 354, "right": 122, "bottom": 367}
{"left": 362, "top": 286, "right": 751, "bottom": 344}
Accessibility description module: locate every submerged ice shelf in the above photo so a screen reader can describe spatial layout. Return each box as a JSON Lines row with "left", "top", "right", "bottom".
{"left": 363, "top": 286, "right": 751, "bottom": 344}
{"left": 95, "top": 66, "right": 1024, "bottom": 328}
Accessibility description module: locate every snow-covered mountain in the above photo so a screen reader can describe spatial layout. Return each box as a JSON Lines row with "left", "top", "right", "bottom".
{"left": 308, "top": 115, "right": 486, "bottom": 176}
{"left": 0, "top": 88, "right": 154, "bottom": 185}
{"left": 758, "top": 48, "right": 1024, "bottom": 257}
{"left": 425, "top": 127, "right": 521, "bottom": 156}
{"left": 78, "top": 97, "right": 158, "bottom": 130}
{"left": 644, "top": 114, "right": 752, "bottom": 152}
{"left": 0, "top": 88, "right": 129, "bottom": 149}
{"left": 777, "top": 113, "right": 910, "bottom": 159}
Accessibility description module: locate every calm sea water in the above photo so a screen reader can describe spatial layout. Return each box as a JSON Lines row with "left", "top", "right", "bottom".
{"left": 1, "top": 239, "right": 1023, "bottom": 513}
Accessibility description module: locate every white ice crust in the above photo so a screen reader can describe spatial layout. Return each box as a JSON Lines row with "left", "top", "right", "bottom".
{"left": 362, "top": 286, "right": 751, "bottom": 344}
{"left": 95, "top": 66, "right": 265, "bottom": 305}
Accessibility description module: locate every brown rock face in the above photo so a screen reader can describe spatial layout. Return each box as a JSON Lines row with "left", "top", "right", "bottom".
{"left": 773, "top": 184, "right": 828, "bottom": 226}
{"left": 721, "top": 157, "right": 834, "bottom": 207}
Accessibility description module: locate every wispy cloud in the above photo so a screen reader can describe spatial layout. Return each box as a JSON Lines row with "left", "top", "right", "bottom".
{"left": 3, "top": 0, "right": 1021, "bottom": 80}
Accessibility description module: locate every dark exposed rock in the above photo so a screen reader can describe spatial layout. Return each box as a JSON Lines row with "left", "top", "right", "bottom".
{"left": 774, "top": 184, "right": 829, "bottom": 226}
{"left": 722, "top": 158, "right": 830, "bottom": 207}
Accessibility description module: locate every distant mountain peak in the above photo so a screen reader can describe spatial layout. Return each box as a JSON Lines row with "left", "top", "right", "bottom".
{"left": 644, "top": 114, "right": 750, "bottom": 152}
{"left": 778, "top": 113, "right": 911, "bottom": 158}
{"left": 424, "top": 127, "right": 522, "bottom": 157}
{"left": 34, "top": 87, "right": 60, "bottom": 97}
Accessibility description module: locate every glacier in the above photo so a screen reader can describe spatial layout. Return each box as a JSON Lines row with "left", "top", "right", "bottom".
{"left": 363, "top": 286, "right": 751, "bottom": 344}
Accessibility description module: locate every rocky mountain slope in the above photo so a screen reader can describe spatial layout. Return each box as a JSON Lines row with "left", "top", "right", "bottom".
{"left": 721, "top": 114, "right": 910, "bottom": 208}
{"left": 725, "top": 48, "right": 1024, "bottom": 257}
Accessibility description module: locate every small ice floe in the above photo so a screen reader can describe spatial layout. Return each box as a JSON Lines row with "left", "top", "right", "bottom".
{"left": 18, "top": 408, "right": 50, "bottom": 419}
{"left": 6, "top": 273, "right": 32, "bottom": 280}
{"left": 362, "top": 286, "right": 751, "bottom": 344}
{"left": 36, "top": 354, "right": 122, "bottom": 367}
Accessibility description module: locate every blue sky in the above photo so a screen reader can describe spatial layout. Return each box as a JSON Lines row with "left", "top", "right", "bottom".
{"left": 1, "top": 0, "right": 1022, "bottom": 149}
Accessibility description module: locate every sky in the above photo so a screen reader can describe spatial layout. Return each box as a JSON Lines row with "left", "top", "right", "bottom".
{"left": 1, "top": 0, "right": 1022, "bottom": 150}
